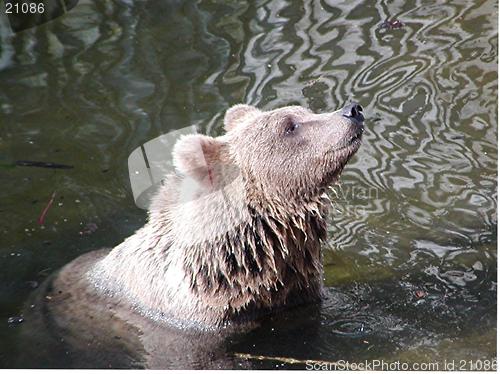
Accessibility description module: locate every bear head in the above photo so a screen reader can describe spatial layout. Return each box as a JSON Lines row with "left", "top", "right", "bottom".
{"left": 171, "top": 103, "right": 364, "bottom": 212}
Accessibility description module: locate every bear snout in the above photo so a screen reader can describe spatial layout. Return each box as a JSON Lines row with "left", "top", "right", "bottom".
{"left": 331, "top": 115, "right": 364, "bottom": 151}
{"left": 341, "top": 102, "right": 364, "bottom": 123}
{"left": 340, "top": 103, "right": 364, "bottom": 144}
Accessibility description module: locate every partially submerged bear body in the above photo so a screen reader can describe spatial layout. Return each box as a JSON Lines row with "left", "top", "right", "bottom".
{"left": 21, "top": 103, "right": 363, "bottom": 366}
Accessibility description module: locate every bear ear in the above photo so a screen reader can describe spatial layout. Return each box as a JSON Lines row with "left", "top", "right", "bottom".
{"left": 172, "top": 134, "right": 225, "bottom": 187}
{"left": 224, "top": 104, "right": 260, "bottom": 132}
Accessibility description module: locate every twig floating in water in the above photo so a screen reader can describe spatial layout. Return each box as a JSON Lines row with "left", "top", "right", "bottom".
{"left": 38, "top": 191, "right": 56, "bottom": 225}
{"left": 15, "top": 160, "right": 74, "bottom": 169}
{"left": 234, "top": 352, "right": 359, "bottom": 369}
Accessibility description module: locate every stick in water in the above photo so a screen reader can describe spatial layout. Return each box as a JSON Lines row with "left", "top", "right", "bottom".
{"left": 38, "top": 191, "right": 56, "bottom": 225}
{"left": 234, "top": 352, "right": 358, "bottom": 369}
{"left": 16, "top": 160, "right": 74, "bottom": 169}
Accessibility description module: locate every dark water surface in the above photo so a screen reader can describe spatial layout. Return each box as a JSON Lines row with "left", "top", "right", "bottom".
{"left": 0, "top": 0, "right": 497, "bottom": 369}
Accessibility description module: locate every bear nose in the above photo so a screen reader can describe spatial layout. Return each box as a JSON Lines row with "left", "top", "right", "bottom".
{"left": 342, "top": 102, "right": 364, "bottom": 122}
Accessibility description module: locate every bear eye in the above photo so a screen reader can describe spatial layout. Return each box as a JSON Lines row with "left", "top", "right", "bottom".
{"left": 284, "top": 120, "right": 300, "bottom": 135}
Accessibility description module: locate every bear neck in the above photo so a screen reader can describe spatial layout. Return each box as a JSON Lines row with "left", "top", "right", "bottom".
{"left": 97, "top": 176, "right": 331, "bottom": 327}
{"left": 178, "top": 190, "right": 331, "bottom": 323}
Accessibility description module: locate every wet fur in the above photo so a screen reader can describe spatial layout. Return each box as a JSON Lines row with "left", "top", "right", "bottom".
{"left": 20, "top": 103, "right": 362, "bottom": 367}
{"left": 85, "top": 104, "right": 361, "bottom": 328}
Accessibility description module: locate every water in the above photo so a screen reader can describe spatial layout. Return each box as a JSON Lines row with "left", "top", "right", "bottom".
{"left": 0, "top": 0, "right": 497, "bottom": 369}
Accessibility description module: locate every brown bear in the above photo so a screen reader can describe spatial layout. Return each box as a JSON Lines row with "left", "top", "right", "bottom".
{"left": 20, "top": 103, "right": 363, "bottom": 367}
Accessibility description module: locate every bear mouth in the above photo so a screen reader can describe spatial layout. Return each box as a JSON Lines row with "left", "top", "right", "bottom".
{"left": 323, "top": 129, "right": 363, "bottom": 186}
{"left": 335, "top": 129, "right": 363, "bottom": 152}
{"left": 347, "top": 131, "right": 362, "bottom": 146}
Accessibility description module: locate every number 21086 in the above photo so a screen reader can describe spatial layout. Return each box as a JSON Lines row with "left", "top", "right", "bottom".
{"left": 6, "top": 2, "right": 45, "bottom": 14}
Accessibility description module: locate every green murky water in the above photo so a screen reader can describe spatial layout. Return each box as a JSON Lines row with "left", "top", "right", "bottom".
{"left": 0, "top": 0, "right": 497, "bottom": 369}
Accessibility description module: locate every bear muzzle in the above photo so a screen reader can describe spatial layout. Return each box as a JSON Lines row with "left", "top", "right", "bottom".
{"left": 341, "top": 102, "right": 364, "bottom": 123}
{"left": 331, "top": 103, "right": 364, "bottom": 152}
